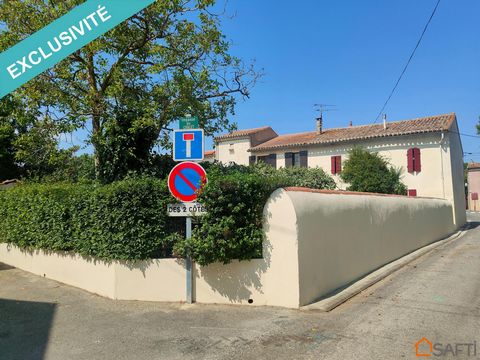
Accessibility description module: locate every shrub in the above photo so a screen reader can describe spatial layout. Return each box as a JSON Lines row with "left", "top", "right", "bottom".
{"left": 340, "top": 147, "right": 407, "bottom": 195}
{"left": 174, "top": 163, "right": 336, "bottom": 265}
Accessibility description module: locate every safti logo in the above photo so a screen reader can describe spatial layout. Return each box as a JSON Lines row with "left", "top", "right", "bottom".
{"left": 416, "top": 338, "right": 433, "bottom": 357}
{"left": 415, "top": 337, "right": 478, "bottom": 357}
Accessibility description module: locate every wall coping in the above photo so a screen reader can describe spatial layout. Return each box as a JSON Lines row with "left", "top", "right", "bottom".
{"left": 283, "top": 187, "right": 444, "bottom": 200}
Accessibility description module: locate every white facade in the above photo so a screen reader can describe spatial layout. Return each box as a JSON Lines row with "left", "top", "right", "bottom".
{"left": 214, "top": 116, "right": 466, "bottom": 228}
{"left": 215, "top": 138, "right": 252, "bottom": 165}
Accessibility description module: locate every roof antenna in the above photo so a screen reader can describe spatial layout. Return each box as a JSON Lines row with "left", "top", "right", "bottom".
{"left": 314, "top": 104, "right": 337, "bottom": 133}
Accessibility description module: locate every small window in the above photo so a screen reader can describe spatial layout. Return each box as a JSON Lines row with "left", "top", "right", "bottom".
{"left": 331, "top": 155, "right": 342, "bottom": 174}
{"left": 285, "top": 151, "right": 308, "bottom": 168}
{"left": 292, "top": 153, "right": 301, "bottom": 167}
{"left": 407, "top": 148, "right": 421, "bottom": 173}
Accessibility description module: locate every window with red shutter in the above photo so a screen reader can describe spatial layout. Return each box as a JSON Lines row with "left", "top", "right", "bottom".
{"left": 407, "top": 148, "right": 414, "bottom": 173}
{"left": 331, "top": 155, "right": 341, "bottom": 174}
{"left": 413, "top": 148, "right": 421, "bottom": 172}
{"left": 407, "top": 148, "right": 422, "bottom": 173}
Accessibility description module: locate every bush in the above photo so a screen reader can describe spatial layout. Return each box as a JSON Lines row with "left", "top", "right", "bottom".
{"left": 340, "top": 147, "right": 407, "bottom": 195}
{"left": 0, "top": 164, "right": 336, "bottom": 264}
{"left": 0, "top": 178, "right": 177, "bottom": 260}
{"left": 174, "top": 163, "right": 336, "bottom": 265}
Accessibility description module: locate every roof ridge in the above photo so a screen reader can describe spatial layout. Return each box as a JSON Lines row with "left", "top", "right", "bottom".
{"left": 268, "top": 113, "right": 456, "bottom": 137}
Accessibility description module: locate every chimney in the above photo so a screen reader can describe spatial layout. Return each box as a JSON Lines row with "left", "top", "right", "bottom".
{"left": 316, "top": 116, "right": 323, "bottom": 134}
{"left": 349, "top": 121, "right": 353, "bottom": 127}
{"left": 383, "top": 114, "right": 387, "bottom": 130}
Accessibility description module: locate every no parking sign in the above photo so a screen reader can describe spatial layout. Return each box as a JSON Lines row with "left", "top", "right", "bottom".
{"left": 168, "top": 162, "right": 207, "bottom": 203}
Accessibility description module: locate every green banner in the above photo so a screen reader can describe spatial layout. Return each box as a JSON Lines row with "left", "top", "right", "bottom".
{"left": 0, "top": 0, "right": 156, "bottom": 99}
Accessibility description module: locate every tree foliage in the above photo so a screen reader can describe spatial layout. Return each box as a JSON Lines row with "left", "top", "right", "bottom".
{"left": 0, "top": 0, "right": 260, "bottom": 181}
{"left": 340, "top": 147, "right": 407, "bottom": 195}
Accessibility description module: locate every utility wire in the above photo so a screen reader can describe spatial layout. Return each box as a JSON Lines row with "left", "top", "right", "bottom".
{"left": 373, "top": 0, "right": 441, "bottom": 123}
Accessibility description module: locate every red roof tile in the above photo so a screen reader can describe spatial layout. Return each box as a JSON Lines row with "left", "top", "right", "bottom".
{"left": 204, "top": 150, "right": 215, "bottom": 157}
{"left": 215, "top": 126, "right": 274, "bottom": 141}
{"left": 467, "top": 162, "right": 480, "bottom": 169}
{"left": 249, "top": 113, "right": 456, "bottom": 152}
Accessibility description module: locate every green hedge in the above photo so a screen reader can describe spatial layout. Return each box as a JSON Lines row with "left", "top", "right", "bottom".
{"left": 0, "top": 164, "right": 336, "bottom": 264}
{"left": 0, "top": 178, "right": 177, "bottom": 260}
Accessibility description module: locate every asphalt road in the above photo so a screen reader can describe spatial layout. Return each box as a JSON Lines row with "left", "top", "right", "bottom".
{"left": 1, "top": 212, "right": 480, "bottom": 360}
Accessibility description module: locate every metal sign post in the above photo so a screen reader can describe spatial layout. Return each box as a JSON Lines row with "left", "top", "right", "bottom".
{"left": 185, "top": 216, "right": 193, "bottom": 304}
{"left": 168, "top": 135, "right": 207, "bottom": 304}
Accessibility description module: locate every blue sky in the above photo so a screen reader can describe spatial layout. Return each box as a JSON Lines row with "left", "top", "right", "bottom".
{"left": 211, "top": 0, "right": 480, "bottom": 159}
{"left": 70, "top": 0, "right": 480, "bottom": 160}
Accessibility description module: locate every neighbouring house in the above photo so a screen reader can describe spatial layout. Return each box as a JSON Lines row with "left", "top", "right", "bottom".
{"left": 467, "top": 162, "right": 480, "bottom": 211}
{"left": 214, "top": 126, "right": 278, "bottom": 165}
{"left": 213, "top": 113, "right": 466, "bottom": 227}
{"left": 204, "top": 150, "right": 216, "bottom": 163}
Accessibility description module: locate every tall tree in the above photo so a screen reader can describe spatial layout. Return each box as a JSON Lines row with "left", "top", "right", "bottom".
{"left": 0, "top": 95, "right": 81, "bottom": 181}
{"left": 0, "top": 0, "right": 260, "bottom": 181}
{"left": 0, "top": 96, "right": 19, "bottom": 181}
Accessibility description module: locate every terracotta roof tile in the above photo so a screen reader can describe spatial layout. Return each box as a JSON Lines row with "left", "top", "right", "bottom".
{"left": 215, "top": 126, "right": 274, "bottom": 141}
{"left": 204, "top": 150, "right": 215, "bottom": 157}
{"left": 249, "top": 113, "right": 456, "bottom": 152}
{"left": 467, "top": 162, "right": 480, "bottom": 169}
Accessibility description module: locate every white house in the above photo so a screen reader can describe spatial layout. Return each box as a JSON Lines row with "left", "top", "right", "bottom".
{"left": 213, "top": 113, "right": 466, "bottom": 227}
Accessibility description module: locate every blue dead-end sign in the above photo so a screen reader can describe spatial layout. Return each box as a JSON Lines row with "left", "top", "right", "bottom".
{"left": 168, "top": 162, "right": 207, "bottom": 202}
{"left": 173, "top": 129, "right": 204, "bottom": 162}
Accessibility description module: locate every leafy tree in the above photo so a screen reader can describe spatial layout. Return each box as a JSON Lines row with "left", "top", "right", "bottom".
{"left": 0, "top": 0, "right": 260, "bottom": 181}
{"left": 0, "top": 96, "right": 20, "bottom": 181}
{"left": 0, "top": 95, "right": 82, "bottom": 181}
{"left": 340, "top": 147, "right": 407, "bottom": 195}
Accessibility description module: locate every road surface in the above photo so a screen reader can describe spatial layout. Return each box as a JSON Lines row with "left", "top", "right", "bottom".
{"left": 1, "top": 212, "right": 479, "bottom": 360}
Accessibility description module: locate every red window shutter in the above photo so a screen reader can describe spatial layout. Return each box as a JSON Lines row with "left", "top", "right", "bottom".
{"left": 407, "top": 149, "right": 414, "bottom": 173}
{"left": 413, "top": 148, "right": 421, "bottom": 172}
{"left": 331, "top": 156, "right": 336, "bottom": 174}
{"left": 336, "top": 156, "right": 342, "bottom": 173}
{"left": 408, "top": 189, "right": 417, "bottom": 197}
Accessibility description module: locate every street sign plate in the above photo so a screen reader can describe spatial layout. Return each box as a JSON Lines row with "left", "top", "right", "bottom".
{"left": 167, "top": 203, "right": 207, "bottom": 217}
{"left": 168, "top": 162, "right": 207, "bottom": 202}
{"left": 179, "top": 116, "right": 199, "bottom": 129}
{"left": 173, "top": 129, "right": 204, "bottom": 162}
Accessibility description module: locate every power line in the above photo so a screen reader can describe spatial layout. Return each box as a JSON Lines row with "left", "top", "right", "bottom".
{"left": 373, "top": 0, "right": 441, "bottom": 123}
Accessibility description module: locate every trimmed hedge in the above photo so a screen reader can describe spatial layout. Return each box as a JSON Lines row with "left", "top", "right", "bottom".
{"left": 0, "top": 178, "right": 177, "bottom": 260}
{"left": 0, "top": 164, "right": 336, "bottom": 264}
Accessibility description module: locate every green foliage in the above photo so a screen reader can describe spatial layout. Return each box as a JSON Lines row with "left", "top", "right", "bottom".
{"left": 174, "top": 163, "right": 336, "bottom": 265}
{"left": 0, "top": 94, "right": 83, "bottom": 181}
{"left": 1, "top": 0, "right": 260, "bottom": 180}
{"left": 340, "top": 147, "right": 407, "bottom": 195}
{"left": 0, "top": 164, "right": 336, "bottom": 264}
{"left": 0, "top": 178, "right": 177, "bottom": 260}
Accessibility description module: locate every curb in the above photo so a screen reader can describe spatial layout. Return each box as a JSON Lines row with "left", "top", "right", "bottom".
{"left": 301, "top": 227, "right": 468, "bottom": 312}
